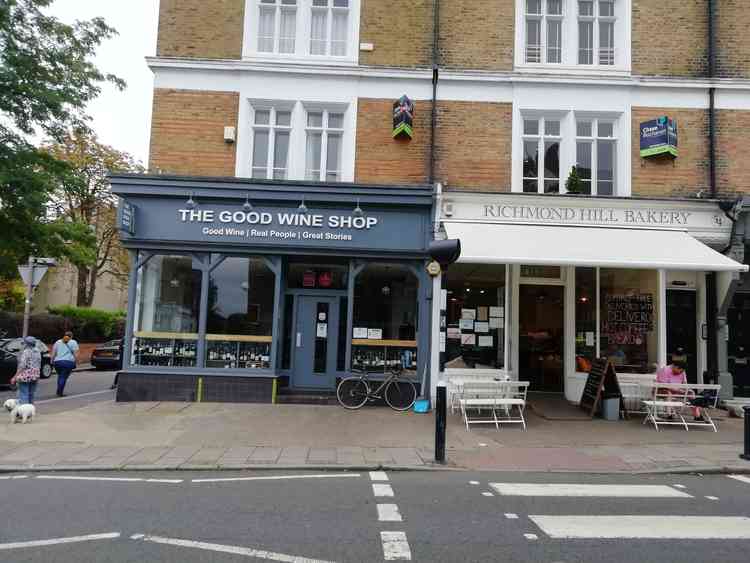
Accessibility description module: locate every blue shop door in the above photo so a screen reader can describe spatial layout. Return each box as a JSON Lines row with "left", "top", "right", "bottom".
{"left": 292, "top": 296, "right": 340, "bottom": 389}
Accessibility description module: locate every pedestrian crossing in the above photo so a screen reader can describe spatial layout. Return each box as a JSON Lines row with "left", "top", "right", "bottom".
{"left": 489, "top": 483, "right": 692, "bottom": 498}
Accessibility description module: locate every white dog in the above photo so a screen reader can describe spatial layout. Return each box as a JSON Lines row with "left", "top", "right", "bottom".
{"left": 10, "top": 404, "right": 35, "bottom": 424}
{"left": 3, "top": 398, "right": 17, "bottom": 412}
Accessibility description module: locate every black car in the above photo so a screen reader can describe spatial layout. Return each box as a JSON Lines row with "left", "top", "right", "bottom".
{"left": 91, "top": 339, "right": 123, "bottom": 370}
{"left": 0, "top": 338, "right": 53, "bottom": 388}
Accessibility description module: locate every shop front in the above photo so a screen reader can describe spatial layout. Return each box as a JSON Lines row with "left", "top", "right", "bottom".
{"left": 111, "top": 175, "right": 434, "bottom": 402}
{"left": 434, "top": 190, "right": 748, "bottom": 403}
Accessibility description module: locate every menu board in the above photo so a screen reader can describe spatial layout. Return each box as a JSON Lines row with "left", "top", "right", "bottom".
{"left": 579, "top": 358, "right": 622, "bottom": 417}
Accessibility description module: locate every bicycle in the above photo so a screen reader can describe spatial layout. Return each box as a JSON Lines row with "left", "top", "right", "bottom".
{"left": 337, "top": 366, "right": 417, "bottom": 411}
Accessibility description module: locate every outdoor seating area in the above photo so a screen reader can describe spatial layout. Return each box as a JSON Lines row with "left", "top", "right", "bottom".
{"left": 641, "top": 382, "right": 721, "bottom": 432}
{"left": 447, "top": 376, "right": 530, "bottom": 431}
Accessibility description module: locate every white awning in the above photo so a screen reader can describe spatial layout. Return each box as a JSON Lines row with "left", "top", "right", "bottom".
{"left": 444, "top": 222, "right": 748, "bottom": 272}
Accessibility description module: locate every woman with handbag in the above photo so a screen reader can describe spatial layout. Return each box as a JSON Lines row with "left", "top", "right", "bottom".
{"left": 51, "top": 331, "right": 79, "bottom": 397}
{"left": 10, "top": 337, "right": 42, "bottom": 405}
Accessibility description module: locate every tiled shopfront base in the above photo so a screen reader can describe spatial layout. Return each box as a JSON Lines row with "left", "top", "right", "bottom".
{"left": 116, "top": 372, "right": 274, "bottom": 403}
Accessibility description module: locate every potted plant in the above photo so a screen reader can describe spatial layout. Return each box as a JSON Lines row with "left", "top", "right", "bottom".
{"left": 565, "top": 166, "right": 584, "bottom": 195}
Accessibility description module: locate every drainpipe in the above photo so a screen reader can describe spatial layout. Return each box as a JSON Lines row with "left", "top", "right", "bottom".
{"left": 428, "top": 0, "right": 440, "bottom": 185}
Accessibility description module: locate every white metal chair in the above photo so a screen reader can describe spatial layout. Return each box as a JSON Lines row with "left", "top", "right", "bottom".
{"left": 458, "top": 381, "right": 529, "bottom": 431}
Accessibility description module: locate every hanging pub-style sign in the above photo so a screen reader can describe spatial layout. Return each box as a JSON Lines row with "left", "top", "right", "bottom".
{"left": 640, "top": 116, "right": 678, "bottom": 158}
{"left": 392, "top": 95, "right": 414, "bottom": 139}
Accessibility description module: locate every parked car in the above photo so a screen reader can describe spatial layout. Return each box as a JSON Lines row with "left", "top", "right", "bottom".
{"left": 0, "top": 338, "right": 53, "bottom": 388}
{"left": 91, "top": 339, "right": 123, "bottom": 370}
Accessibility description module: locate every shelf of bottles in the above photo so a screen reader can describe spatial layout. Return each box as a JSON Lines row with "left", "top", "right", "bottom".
{"left": 206, "top": 341, "right": 271, "bottom": 370}
{"left": 351, "top": 342, "right": 418, "bottom": 374}
{"left": 133, "top": 338, "right": 197, "bottom": 367}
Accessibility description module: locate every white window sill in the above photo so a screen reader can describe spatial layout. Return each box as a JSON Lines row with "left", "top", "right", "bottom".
{"left": 514, "top": 64, "right": 631, "bottom": 77}
{"left": 243, "top": 54, "right": 358, "bottom": 67}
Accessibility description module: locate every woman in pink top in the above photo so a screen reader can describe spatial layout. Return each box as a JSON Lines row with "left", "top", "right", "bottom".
{"left": 655, "top": 361, "right": 703, "bottom": 419}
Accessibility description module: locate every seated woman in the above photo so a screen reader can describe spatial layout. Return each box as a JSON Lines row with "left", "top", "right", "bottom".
{"left": 655, "top": 361, "right": 704, "bottom": 421}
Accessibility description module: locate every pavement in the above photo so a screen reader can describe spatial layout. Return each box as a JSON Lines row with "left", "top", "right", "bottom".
{"left": 0, "top": 373, "right": 749, "bottom": 474}
{"left": 1, "top": 470, "right": 750, "bottom": 562}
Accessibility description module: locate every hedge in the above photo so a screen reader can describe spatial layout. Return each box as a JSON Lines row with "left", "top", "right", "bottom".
{"left": 0, "top": 307, "right": 126, "bottom": 343}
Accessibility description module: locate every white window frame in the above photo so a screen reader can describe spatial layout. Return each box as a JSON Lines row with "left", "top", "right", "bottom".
{"left": 577, "top": 0, "right": 616, "bottom": 66}
{"left": 243, "top": 0, "right": 360, "bottom": 64}
{"left": 524, "top": 0, "right": 565, "bottom": 65}
{"left": 514, "top": 0, "right": 630, "bottom": 73}
{"left": 522, "top": 116, "right": 563, "bottom": 194}
{"left": 256, "top": 0, "right": 298, "bottom": 55}
{"left": 513, "top": 109, "right": 626, "bottom": 196}
{"left": 250, "top": 103, "right": 295, "bottom": 180}
{"left": 574, "top": 116, "right": 617, "bottom": 196}
{"left": 304, "top": 107, "right": 345, "bottom": 181}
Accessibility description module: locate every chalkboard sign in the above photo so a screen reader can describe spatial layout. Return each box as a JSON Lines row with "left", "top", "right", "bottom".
{"left": 580, "top": 358, "right": 623, "bottom": 418}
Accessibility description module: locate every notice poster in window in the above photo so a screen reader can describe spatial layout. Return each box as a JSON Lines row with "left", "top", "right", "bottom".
{"left": 440, "top": 289, "right": 447, "bottom": 309}
{"left": 447, "top": 327, "right": 461, "bottom": 340}
{"left": 353, "top": 327, "right": 368, "bottom": 339}
{"left": 367, "top": 328, "right": 383, "bottom": 340}
{"left": 461, "top": 333, "right": 476, "bottom": 346}
{"left": 461, "top": 309, "right": 476, "bottom": 320}
{"left": 474, "top": 321, "right": 489, "bottom": 333}
{"left": 490, "top": 306, "right": 502, "bottom": 318}
{"left": 477, "top": 307, "right": 488, "bottom": 321}
{"left": 489, "top": 317, "right": 502, "bottom": 329}
{"left": 439, "top": 332, "right": 446, "bottom": 353}
{"left": 459, "top": 319, "right": 474, "bottom": 331}
{"left": 478, "top": 335, "right": 493, "bottom": 348}
{"left": 316, "top": 323, "right": 328, "bottom": 338}
{"left": 586, "top": 332, "right": 595, "bottom": 346}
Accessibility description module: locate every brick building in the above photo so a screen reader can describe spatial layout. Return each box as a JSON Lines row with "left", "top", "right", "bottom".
{"left": 114, "top": 1, "right": 750, "bottom": 404}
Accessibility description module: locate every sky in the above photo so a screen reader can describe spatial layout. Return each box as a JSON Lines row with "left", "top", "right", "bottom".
{"left": 46, "top": 0, "right": 159, "bottom": 166}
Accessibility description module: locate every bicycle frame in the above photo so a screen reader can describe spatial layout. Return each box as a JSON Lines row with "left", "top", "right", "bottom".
{"left": 354, "top": 370, "right": 401, "bottom": 401}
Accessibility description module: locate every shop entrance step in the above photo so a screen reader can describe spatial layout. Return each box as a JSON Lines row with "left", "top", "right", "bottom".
{"left": 276, "top": 390, "right": 338, "bottom": 405}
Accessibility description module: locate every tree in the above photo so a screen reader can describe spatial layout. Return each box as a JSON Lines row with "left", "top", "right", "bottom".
{"left": 0, "top": 0, "right": 124, "bottom": 279}
{"left": 45, "top": 131, "right": 142, "bottom": 307}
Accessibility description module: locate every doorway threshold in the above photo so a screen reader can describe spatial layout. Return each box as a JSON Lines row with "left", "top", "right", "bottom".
{"left": 527, "top": 392, "right": 591, "bottom": 421}
{"left": 276, "top": 388, "right": 338, "bottom": 406}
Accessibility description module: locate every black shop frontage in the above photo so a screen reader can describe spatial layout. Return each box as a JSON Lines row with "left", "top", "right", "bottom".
{"left": 111, "top": 175, "right": 434, "bottom": 403}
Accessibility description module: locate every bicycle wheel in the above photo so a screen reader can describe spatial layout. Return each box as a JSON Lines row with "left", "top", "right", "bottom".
{"left": 337, "top": 377, "right": 369, "bottom": 409}
{"left": 384, "top": 379, "right": 417, "bottom": 411}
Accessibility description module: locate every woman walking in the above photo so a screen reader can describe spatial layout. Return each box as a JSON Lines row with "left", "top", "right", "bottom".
{"left": 51, "top": 331, "right": 79, "bottom": 397}
{"left": 10, "top": 337, "right": 42, "bottom": 405}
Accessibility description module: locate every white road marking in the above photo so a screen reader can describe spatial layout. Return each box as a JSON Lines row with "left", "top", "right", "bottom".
{"left": 192, "top": 473, "right": 360, "bottom": 483}
{"left": 728, "top": 474, "right": 750, "bottom": 485}
{"left": 135, "top": 534, "right": 334, "bottom": 562}
{"left": 705, "top": 496, "right": 719, "bottom": 501}
{"left": 130, "top": 534, "right": 145, "bottom": 540}
{"left": 469, "top": 480, "right": 479, "bottom": 485}
{"left": 373, "top": 483, "right": 395, "bottom": 497}
{"left": 529, "top": 516, "right": 750, "bottom": 539}
{"left": 380, "top": 531, "right": 412, "bottom": 560}
{"left": 377, "top": 504, "right": 403, "bottom": 522}
{"left": 369, "top": 471, "right": 389, "bottom": 481}
{"left": 35, "top": 389, "right": 113, "bottom": 404}
{"left": 478, "top": 443, "right": 488, "bottom": 447}
{"left": 672, "top": 484, "right": 686, "bottom": 489}
{"left": 490, "top": 483, "right": 692, "bottom": 498}
{"left": 35, "top": 475, "right": 183, "bottom": 484}
{"left": 481, "top": 492, "right": 494, "bottom": 497}
{"left": 0, "top": 532, "right": 120, "bottom": 550}
{"left": 505, "top": 513, "right": 519, "bottom": 519}
{"left": 0, "top": 475, "right": 27, "bottom": 480}
{"left": 523, "top": 533, "right": 538, "bottom": 541}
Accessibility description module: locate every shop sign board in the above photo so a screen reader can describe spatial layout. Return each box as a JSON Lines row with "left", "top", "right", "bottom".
{"left": 118, "top": 201, "right": 136, "bottom": 235}
{"left": 640, "top": 116, "right": 678, "bottom": 158}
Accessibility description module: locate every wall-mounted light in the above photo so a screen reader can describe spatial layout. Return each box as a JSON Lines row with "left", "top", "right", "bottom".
{"left": 353, "top": 198, "right": 363, "bottom": 217}
{"left": 298, "top": 197, "right": 308, "bottom": 214}
{"left": 243, "top": 194, "right": 253, "bottom": 212}
{"left": 185, "top": 192, "right": 197, "bottom": 209}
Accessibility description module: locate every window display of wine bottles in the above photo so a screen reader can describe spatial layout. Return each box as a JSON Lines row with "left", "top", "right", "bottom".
{"left": 351, "top": 345, "right": 417, "bottom": 372}
{"left": 133, "top": 338, "right": 197, "bottom": 367}
{"left": 206, "top": 341, "right": 271, "bottom": 369}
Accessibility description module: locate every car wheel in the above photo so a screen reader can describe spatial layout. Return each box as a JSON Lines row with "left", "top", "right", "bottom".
{"left": 41, "top": 363, "right": 53, "bottom": 379}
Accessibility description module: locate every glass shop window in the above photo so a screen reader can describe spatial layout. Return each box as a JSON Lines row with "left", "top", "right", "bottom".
{"left": 205, "top": 256, "right": 277, "bottom": 369}
{"left": 444, "top": 263, "right": 506, "bottom": 370}
{"left": 575, "top": 267, "right": 596, "bottom": 372}
{"left": 352, "top": 263, "right": 419, "bottom": 373}
{"left": 132, "top": 255, "right": 202, "bottom": 368}
{"left": 599, "top": 268, "right": 658, "bottom": 374}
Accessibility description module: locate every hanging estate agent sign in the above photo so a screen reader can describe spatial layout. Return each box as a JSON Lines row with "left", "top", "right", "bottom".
{"left": 640, "top": 116, "right": 678, "bottom": 158}
{"left": 117, "top": 201, "right": 136, "bottom": 235}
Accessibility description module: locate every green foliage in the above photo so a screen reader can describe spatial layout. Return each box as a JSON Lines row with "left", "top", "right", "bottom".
{"left": 47, "top": 305, "right": 125, "bottom": 339}
{"left": 565, "top": 166, "right": 584, "bottom": 194}
{"left": 0, "top": 279, "right": 25, "bottom": 312}
{"left": 0, "top": 0, "right": 124, "bottom": 279}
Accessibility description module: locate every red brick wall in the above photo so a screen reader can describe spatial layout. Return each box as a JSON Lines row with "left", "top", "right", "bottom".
{"left": 716, "top": 110, "right": 750, "bottom": 197}
{"left": 716, "top": 1, "right": 750, "bottom": 79}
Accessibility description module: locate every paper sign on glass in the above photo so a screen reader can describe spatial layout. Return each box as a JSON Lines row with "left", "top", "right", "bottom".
{"left": 461, "top": 309, "right": 476, "bottom": 320}
{"left": 489, "top": 317, "right": 502, "bottom": 329}
{"left": 367, "top": 328, "right": 383, "bottom": 340}
{"left": 316, "top": 323, "right": 328, "bottom": 338}
{"left": 478, "top": 335, "right": 493, "bottom": 347}
{"left": 440, "top": 289, "right": 447, "bottom": 309}
{"left": 477, "top": 307, "right": 488, "bottom": 321}
{"left": 474, "top": 321, "right": 489, "bottom": 333}
{"left": 353, "top": 327, "right": 368, "bottom": 339}
{"left": 439, "top": 332, "right": 446, "bottom": 352}
{"left": 459, "top": 319, "right": 474, "bottom": 331}
{"left": 461, "top": 333, "right": 476, "bottom": 346}
{"left": 586, "top": 332, "right": 595, "bottom": 346}
{"left": 489, "top": 306, "right": 502, "bottom": 317}
{"left": 447, "top": 327, "right": 461, "bottom": 340}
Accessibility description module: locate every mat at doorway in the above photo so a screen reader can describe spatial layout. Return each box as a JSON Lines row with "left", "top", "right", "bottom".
{"left": 528, "top": 392, "right": 592, "bottom": 421}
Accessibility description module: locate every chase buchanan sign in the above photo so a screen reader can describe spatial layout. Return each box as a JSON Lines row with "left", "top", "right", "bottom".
{"left": 177, "top": 208, "right": 379, "bottom": 242}
{"left": 483, "top": 204, "right": 694, "bottom": 226}
{"left": 640, "top": 116, "right": 678, "bottom": 158}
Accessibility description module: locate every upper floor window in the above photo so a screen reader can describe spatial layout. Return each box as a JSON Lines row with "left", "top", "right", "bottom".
{"left": 516, "top": 0, "right": 628, "bottom": 70}
{"left": 575, "top": 118, "right": 616, "bottom": 195}
{"left": 246, "top": 0, "right": 357, "bottom": 61}
{"left": 523, "top": 117, "right": 561, "bottom": 193}
{"left": 305, "top": 109, "right": 344, "bottom": 181}
{"left": 251, "top": 107, "right": 292, "bottom": 179}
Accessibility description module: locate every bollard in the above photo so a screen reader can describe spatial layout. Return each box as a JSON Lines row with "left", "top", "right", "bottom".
{"left": 741, "top": 406, "right": 750, "bottom": 461}
{"left": 435, "top": 385, "right": 446, "bottom": 464}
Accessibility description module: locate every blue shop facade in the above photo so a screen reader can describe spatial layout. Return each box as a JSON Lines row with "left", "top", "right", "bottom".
{"left": 111, "top": 174, "right": 435, "bottom": 402}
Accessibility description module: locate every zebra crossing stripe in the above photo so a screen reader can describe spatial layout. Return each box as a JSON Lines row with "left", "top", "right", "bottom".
{"left": 381, "top": 532, "right": 411, "bottom": 560}
{"left": 490, "top": 483, "right": 692, "bottom": 498}
{"left": 529, "top": 516, "right": 750, "bottom": 539}
{"left": 728, "top": 474, "right": 750, "bottom": 485}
